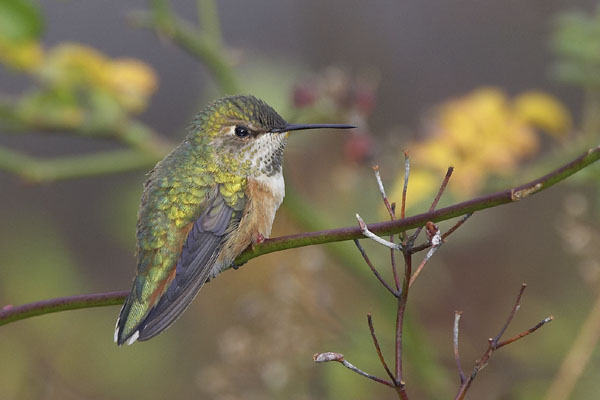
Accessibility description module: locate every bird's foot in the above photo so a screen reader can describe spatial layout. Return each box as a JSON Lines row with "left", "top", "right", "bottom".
{"left": 256, "top": 233, "right": 266, "bottom": 244}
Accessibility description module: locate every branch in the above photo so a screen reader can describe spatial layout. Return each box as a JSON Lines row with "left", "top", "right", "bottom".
{"left": 313, "top": 352, "right": 396, "bottom": 388}
{"left": 235, "top": 144, "right": 600, "bottom": 265}
{"left": 454, "top": 284, "right": 554, "bottom": 400}
{"left": 0, "top": 291, "right": 128, "bottom": 326}
{"left": 1, "top": 145, "right": 598, "bottom": 325}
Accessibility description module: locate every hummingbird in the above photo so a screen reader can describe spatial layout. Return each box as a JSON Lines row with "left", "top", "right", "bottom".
{"left": 114, "top": 95, "right": 354, "bottom": 345}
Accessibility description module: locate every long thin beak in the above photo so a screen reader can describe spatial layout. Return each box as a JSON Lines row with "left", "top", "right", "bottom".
{"left": 272, "top": 123, "right": 355, "bottom": 133}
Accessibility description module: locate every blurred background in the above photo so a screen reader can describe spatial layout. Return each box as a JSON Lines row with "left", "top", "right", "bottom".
{"left": 1, "top": 0, "right": 600, "bottom": 399}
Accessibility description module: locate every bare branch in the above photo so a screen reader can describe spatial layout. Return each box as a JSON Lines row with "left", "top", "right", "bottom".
{"left": 454, "top": 311, "right": 466, "bottom": 384}
{"left": 496, "top": 315, "right": 554, "bottom": 349}
{"left": 313, "top": 352, "right": 396, "bottom": 388}
{"left": 454, "top": 284, "right": 553, "bottom": 400}
{"left": 0, "top": 291, "right": 128, "bottom": 326}
{"left": 357, "top": 213, "right": 403, "bottom": 251}
{"left": 492, "top": 283, "right": 527, "bottom": 344}
{"left": 373, "top": 165, "right": 394, "bottom": 219}
{"left": 401, "top": 151, "right": 410, "bottom": 220}
{"left": 368, "top": 313, "right": 397, "bottom": 384}
{"left": 354, "top": 240, "right": 399, "bottom": 297}
{"left": 409, "top": 166, "right": 453, "bottom": 245}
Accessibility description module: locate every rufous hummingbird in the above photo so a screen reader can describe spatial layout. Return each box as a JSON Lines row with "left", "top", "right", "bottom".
{"left": 115, "top": 95, "right": 354, "bottom": 345}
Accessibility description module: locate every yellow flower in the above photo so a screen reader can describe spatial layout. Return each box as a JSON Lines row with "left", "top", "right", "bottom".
{"left": 391, "top": 87, "right": 571, "bottom": 208}
{"left": 39, "top": 43, "right": 108, "bottom": 88}
{"left": 0, "top": 38, "right": 43, "bottom": 71}
{"left": 106, "top": 58, "right": 158, "bottom": 112}
{"left": 36, "top": 43, "right": 158, "bottom": 114}
{"left": 514, "top": 91, "right": 572, "bottom": 138}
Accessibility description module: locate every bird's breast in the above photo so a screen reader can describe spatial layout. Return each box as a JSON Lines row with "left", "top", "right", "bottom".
{"left": 215, "top": 172, "right": 284, "bottom": 269}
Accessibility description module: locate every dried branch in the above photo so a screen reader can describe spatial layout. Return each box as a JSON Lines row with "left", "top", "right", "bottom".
{"left": 354, "top": 240, "right": 399, "bottom": 297}
{"left": 409, "top": 224, "right": 442, "bottom": 287}
{"left": 0, "top": 291, "right": 128, "bottom": 326}
{"left": 409, "top": 166, "right": 453, "bottom": 245}
{"left": 410, "top": 213, "right": 473, "bottom": 254}
{"left": 401, "top": 151, "right": 410, "bottom": 220}
{"left": 372, "top": 165, "right": 401, "bottom": 289}
{"left": 373, "top": 165, "right": 394, "bottom": 218}
{"left": 367, "top": 313, "right": 397, "bottom": 384}
{"left": 313, "top": 352, "right": 396, "bottom": 388}
{"left": 454, "top": 311, "right": 466, "bottom": 385}
{"left": 454, "top": 284, "right": 553, "bottom": 400}
{"left": 356, "top": 213, "right": 402, "bottom": 250}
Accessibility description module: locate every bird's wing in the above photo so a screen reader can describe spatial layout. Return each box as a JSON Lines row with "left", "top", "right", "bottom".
{"left": 115, "top": 189, "right": 242, "bottom": 345}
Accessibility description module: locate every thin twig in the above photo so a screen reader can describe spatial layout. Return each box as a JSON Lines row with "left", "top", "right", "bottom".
{"left": 493, "top": 284, "right": 527, "bottom": 343}
{"left": 357, "top": 214, "right": 402, "bottom": 251}
{"left": 411, "top": 213, "right": 473, "bottom": 254}
{"left": 454, "top": 311, "right": 466, "bottom": 384}
{"left": 313, "top": 352, "right": 396, "bottom": 388}
{"left": 401, "top": 151, "right": 410, "bottom": 220}
{"left": 407, "top": 222, "right": 440, "bottom": 287}
{"left": 409, "top": 166, "right": 454, "bottom": 245}
{"left": 354, "top": 240, "right": 399, "bottom": 297}
{"left": 0, "top": 291, "right": 128, "bottom": 326}
{"left": 395, "top": 253, "right": 412, "bottom": 385}
{"left": 454, "top": 284, "right": 553, "bottom": 400}
{"left": 408, "top": 227, "right": 441, "bottom": 288}
{"left": 442, "top": 213, "right": 473, "bottom": 240}
{"left": 367, "top": 313, "right": 397, "bottom": 384}
{"left": 373, "top": 165, "right": 394, "bottom": 218}
{"left": 496, "top": 315, "right": 554, "bottom": 349}
{"left": 430, "top": 167, "right": 454, "bottom": 211}
{"left": 372, "top": 166, "right": 401, "bottom": 290}
{"left": 390, "top": 203, "right": 401, "bottom": 290}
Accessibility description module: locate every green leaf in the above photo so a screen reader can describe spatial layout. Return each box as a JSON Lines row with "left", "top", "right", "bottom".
{"left": 0, "top": 0, "right": 43, "bottom": 42}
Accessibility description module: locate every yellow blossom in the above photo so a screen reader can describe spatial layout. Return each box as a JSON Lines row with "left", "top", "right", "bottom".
{"left": 35, "top": 43, "right": 157, "bottom": 114}
{"left": 0, "top": 38, "right": 43, "bottom": 70}
{"left": 392, "top": 87, "right": 571, "bottom": 209}
{"left": 514, "top": 91, "right": 572, "bottom": 138}
{"left": 39, "top": 43, "right": 108, "bottom": 88}
{"left": 107, "top": 58, "right": 158, "bottom": 112}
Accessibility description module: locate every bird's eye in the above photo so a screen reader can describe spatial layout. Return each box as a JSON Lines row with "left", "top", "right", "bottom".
{"left": 234, "top": 126, "right": 250, "bottom": 138}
